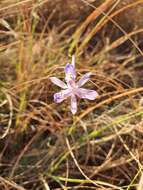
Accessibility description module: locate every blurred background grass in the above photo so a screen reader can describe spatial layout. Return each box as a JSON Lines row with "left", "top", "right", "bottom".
{"left": 0, "top": 0, "right": 143, "bottom": 189}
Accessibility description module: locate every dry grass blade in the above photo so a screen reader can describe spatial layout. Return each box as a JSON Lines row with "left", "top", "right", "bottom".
{"left": 137, "top": 172, "right": 143, "bottom": 190}
{"left": 69, "top": 0, "right": 115, "bottom": 54}
{"left": 0, "top": 89, "right": 13, "bottom": 139}
{"left": 40, "top": 175, "right": 51, "bottom": 190}
{"left": 9, "top": 130, "right": 45, "bottom": 178}
{"left": 0, "top": 176, "right": 26, "bottom": 190}
{"left": 65, "top": 137, "right": 102, "bottom": 189}
{"left": 0, "top": 0, "right": 143, "bottom": 189}
{"left": 77, "top": 87, "right": 143, "bottom": 122}
{"left": 77, "top": 0, "right": 143, "bottom": 56}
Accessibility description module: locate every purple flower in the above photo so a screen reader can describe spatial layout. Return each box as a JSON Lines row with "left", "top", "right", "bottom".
{"left": 50, "top": 55, "right": 99, "bottom": 114}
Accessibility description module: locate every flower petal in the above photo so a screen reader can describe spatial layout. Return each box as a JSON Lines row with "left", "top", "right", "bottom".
{"left": 71, "top": 95, "right": 77, "bottom": 114}
{"left": 71, "top": 55, "right": 75, "bottom": 67}
{"left": 77, "top": 72, "right": 92, "bottom": 87}
{"left": 64, "top": 64, "right": 76, "bottom": 82}
{"left": 50, "top": 77, "right": 67, "bottom": 89}
{"left": 76, "top": 88, "right": 98, "bottom": 100}
{"left": 54, "top": 89, "right": 71, "bottom": 103}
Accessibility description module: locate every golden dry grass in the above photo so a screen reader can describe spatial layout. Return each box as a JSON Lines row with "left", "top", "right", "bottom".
{"left": 0, "top": 0, "right": 143, "bottom": 189}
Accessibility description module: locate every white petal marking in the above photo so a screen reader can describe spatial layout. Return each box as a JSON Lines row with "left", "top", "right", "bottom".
{"left": 71, "top": 55, "right": 75, "bottom": 67}
{"left": 76, "top": 88, "right": 98, "bottom": 100}
{"left": 77, "top": 72, "right": 92, "bottom": 87}
{"left": 71, "top": 95, "right": 77, "bottom": 114}
{"left": 50, "top": 77, "right": 67, "bottom": 89}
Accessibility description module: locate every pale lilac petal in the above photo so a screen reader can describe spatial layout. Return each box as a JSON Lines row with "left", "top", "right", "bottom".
{"left": 54, "top": 89, "right": 71, "bottom": 103}
{"left": 77, "top": 72, "right": 92, "bottom": 87}
{"left": 65, "top": 64, "right": 76, "bottom": 82}
{"left": 50, "top": 77, "right": 67, "bottom": 89}
{"left": 70, "top": 95, "right": 77, "bottom": 114}
{"left": 76, "top": 88, "right": 98, "bottom": 100}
